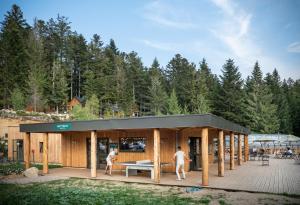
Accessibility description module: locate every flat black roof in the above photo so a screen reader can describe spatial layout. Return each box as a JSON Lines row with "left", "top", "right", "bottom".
{"left": 19, "top": 114, "right": 250, "bottom": 134}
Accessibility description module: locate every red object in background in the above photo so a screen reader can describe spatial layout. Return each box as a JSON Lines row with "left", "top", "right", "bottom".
{"left": 32, "top": 149, "right": 35, "bottom": 153}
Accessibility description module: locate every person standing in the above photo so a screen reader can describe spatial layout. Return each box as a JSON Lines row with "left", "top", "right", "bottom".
{"left": 105, "top": 148, "right": 118, "bottom": 176}
{"left": 173, "top": 146, "right": 190, "bottom": 181}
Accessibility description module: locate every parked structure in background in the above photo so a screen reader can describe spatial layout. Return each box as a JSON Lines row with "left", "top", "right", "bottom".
{"left": 249, "top": 134, "right": 300, "bottom": 154}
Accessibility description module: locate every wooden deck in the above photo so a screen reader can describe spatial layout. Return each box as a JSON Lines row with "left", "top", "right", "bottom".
{"left": 48, "top": 158, "right": 300, "bottom": 195}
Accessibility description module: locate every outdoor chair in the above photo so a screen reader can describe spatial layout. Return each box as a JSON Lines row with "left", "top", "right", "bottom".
{"left": 250, "top": 153, "right": 257, "bottom": 161}
{"left": 262, "top": 155, "right": 269, "bottom": 166}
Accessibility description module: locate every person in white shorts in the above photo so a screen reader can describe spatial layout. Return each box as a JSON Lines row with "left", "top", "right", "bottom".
{"left": 173, "top": 146, "right": 190, "bottom": 180}
{"left": 105, "top": 148, "right": 118, "bottom": 176}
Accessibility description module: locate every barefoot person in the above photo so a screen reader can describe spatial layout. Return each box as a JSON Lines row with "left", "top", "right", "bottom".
{"left": 173, "top": 146, "right": 190, "bottom": 181}
{"left": 105, "top": 148, "right": 118, "bottom": 176}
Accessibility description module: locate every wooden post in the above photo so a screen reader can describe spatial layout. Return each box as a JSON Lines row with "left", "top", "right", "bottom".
{"left": 230, "top": 132, "right": 235, "bottom": 170}
{"left": 153, "top": 128, "right": 161, "bottom": 183}
{"left": 238, "top": 134, "right": 242, "bottom": 166}
{"left": 43, "top": 133, "right": 49, "bottom": 174}
{"left": 201, "top": 128, "right": 209, "bottom": 186}
{"left": 244, "top": 135, "right": 249, "bottom": 162}
{"left": 24, "top": 132, "right": 31, "bottom": 169}
{"left": 218, "top": 130, "right": 224, "bottom": 177}
{"left": 223, "top": 135, "right": 226, "bottom": 160}
{"left": 91, "top": 131, "right": 97, "bottom": 178}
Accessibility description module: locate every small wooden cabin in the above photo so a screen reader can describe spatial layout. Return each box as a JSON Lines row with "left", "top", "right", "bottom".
{"left": 19, "top": 114, "right": 250, "bottom": 186}
{"left": 67, "top": 96, "right": 85, "bottom": 111}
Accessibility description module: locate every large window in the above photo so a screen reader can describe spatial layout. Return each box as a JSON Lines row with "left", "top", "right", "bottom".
{"left": 119, "top": 137, "right": 146, "bottom": 152}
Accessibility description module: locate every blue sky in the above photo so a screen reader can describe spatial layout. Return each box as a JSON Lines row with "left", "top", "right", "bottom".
{"left": 1, "top": 0, "right": 300, "bottom": 79}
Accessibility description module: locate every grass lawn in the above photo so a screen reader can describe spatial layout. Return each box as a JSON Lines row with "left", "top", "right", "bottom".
{"left": 0, "top": 178, "right": 211, "bottom": 205}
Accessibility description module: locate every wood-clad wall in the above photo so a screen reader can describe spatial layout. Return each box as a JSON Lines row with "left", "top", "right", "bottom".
{"left": 30, "top": 133, "right": 61, "bottom": 164}
{"left": 179, "top": 128, "right": 218, "bottom": 172}
{"left": 7, "top": 126, "right": 62, "bottom": 164}
{"left": 61, "top": 129, "right": 177, "bottom": 172}
{"left": 7, "top": 126, "right": 23, "bottom": 160}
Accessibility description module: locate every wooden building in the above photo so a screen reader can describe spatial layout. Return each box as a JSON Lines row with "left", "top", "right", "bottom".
{"left": 20, "top": 114, "right": 250, "bottom": 186}
{"left": 67, "top": 96, "right": 85, "bottom": 111}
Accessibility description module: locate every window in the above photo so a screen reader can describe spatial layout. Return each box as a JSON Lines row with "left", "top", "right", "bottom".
{"left": 39, "top": 142, "right": 43, "bottom": 153}
{"left": 119, "top": 137, "right": 146, "bottom": 152}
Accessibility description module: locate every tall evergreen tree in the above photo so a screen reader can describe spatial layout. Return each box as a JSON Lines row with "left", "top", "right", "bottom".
{"left": 27, "top": 21, "right": 47, "bottom": 111}
{"left": 166, "top": 54, "right": 196, "bottom": 111}
{"left": 167, "top": 89, "right": 181, "bottom": 115}
{"left": 215, "top": 59, "right": 245, "bottom": 124}
{"left": 243, "top": 62, "right": 279, "bottom": 133}
{"left": 0, "top": 4, "right": 30, "bottom": 108}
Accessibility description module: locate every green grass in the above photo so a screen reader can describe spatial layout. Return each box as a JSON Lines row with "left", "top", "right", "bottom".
{"left": 0, "top": 162, "right": 62, "bottom": 175}
{"left": 0, "top": 179, "right": 211, "bottom": 205}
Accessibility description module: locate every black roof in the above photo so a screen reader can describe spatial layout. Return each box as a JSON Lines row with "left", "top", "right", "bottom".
{"left": 19, "top": 114, "right": 250, "bottom": 134}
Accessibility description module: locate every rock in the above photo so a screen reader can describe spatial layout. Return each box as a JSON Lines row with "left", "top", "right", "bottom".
{"left": 23, "top": 167, "right": 39, "bottom": 178}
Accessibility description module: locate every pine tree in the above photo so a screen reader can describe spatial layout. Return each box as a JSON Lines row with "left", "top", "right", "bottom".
{"left": 11, "top": 87, "right": 25, "bottom": 110}
{"left": 244, "top": 63, "right": 280, "bottom": 133}
{"left": 166, "top": 54, "right": 196, "bottom": 111}
{"left": 27, "top": 21, "right": 47, "bottom": 111}
{"left": 167, "top": 89, "right": 181, "bottom": 115}
{"left": 215, "top": 59, "right": 245, "bottom": 124}
{"left": 0, "top": 4, "right": 30, "bottom": 108}
{"left": 85, "top": 94, "right": 100, "bottom": 117}
{"left": 149, "top": 75, "right": 168, "bottom": 115}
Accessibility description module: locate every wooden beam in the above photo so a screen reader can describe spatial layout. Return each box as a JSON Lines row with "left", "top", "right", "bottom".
{"left": 91, "top": 131, "right": 97, "bottom": 177}
{"left": 43, "top": 133, "right": 49, "bottom": 174}
{"left": 230, "top": 132, "right": 235, "bottom": 170}
{"left": 201, "top": 128, "right": 209, "bottom": 186}
{"left": 24, "top": 132, "right": 31, "bottom": 169}
{"left": 153, "top": 128, "right": 161, "bottom": 183}
{"left": 238, "top": 134, "right": 242, "bottom": 166}
{"left": 244, "top": 135, "right": 249, "bottom": 162}
{"left": 218, "top": 130, "right": 224, "bottom": 177}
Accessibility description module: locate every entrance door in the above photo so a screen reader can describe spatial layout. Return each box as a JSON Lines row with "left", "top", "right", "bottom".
{"left": 13, "top": 139, "right": 24, "bottom": 162}
{"left": 189, "top": 137, "right": 201, "bottom": 171}
{"left": 87, "top": 138, "right": 109, "bottom": 169}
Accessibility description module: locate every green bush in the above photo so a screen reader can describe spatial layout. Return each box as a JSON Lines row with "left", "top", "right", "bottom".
{"left": 0, "top": 163, "right": 24, "bottom": 176}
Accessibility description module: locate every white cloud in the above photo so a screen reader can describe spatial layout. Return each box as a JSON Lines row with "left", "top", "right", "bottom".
{"left": 209, "top": 0, "right": 290, "bottom": 78}
{"left": 287, "top": 42, "right": 300, "bottom": 53}
{"left": 143, "top": 1, "right": 197, "bottom": 29}
{"left": 141, "top": 40, "right": 179, "bottom": 51}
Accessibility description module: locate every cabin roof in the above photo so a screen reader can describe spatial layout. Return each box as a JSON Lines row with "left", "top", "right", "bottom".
{"left": 20, "top": 114, "right": 250, "bottom": 134}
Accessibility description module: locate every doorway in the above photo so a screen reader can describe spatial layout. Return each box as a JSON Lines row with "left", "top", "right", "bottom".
{"left": 87, "top": 138, "right": 109, "bottom": 169}
{"left": 12, "top": 139, "right": 24, "bottom": 162}
{"left": 189, "top": 137, "right": 201, "bottom": 171}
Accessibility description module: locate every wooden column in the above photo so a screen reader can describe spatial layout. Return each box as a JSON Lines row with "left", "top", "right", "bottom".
{"left": 24, "top": 132, "right": 31, "bottom": 169}
{"left": 238, "top": 134, "right": 242, "bottom": 166}
{"left": 91, "top": 131, "right": 97, "bottom": 178}
{"left": 218, "top": 130, "right": 224, "bottom": 177}
{"left": 201, "top": 128, "right": 209, "bottom": 186}
{"left": 43, "top": 133, "right": 49, "bottom": 174}
{"left": 244, "top": 135, "right": 249, "bottom": 162}
{"left": 230, "top": 132, "right": 235, "bottom": 170}
{"left": 223, "top": 135, "right": 226, "bottom": 160}
{"left": 153, "top": 128, "right": 161, "bottom": 183}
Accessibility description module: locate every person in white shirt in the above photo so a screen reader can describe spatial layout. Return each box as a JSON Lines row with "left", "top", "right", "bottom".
{"left": 105, "top": 148, "right": 118, "bottom": 176}
{"left": 173, "top": 146, "right": 190, "bottom": 181}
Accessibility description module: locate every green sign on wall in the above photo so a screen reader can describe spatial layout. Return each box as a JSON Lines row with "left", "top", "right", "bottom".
{"left": 54, "top": 123, "right": 72, "bottom": 131}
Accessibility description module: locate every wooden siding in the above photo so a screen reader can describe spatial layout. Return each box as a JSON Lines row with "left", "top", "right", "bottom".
{"left": 7, "top": 126, "right": 62, "bottom": 164}
{"left": 61, "top": 129, "right": 177, "bottom": 172}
